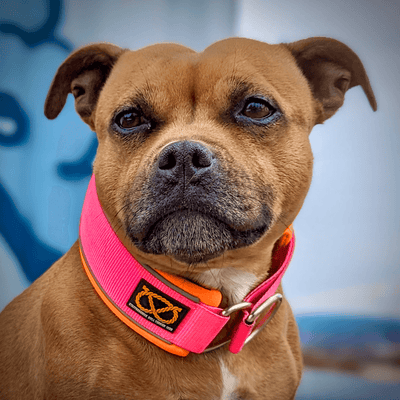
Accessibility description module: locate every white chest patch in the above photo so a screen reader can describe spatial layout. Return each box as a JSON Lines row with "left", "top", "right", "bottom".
{"left": 195, "top": 267, "right": 258, "bottom": 305}
{"left": 219, "top": 359, "right": 238, "bottom": 400}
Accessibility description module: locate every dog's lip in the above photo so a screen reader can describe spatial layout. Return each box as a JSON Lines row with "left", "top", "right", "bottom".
{"left": 145, "top": 208, "right": 223, "bottom": 232}
{"left": 128, "top": 206, "right": 272, "bottom": 264}
{"left": 140, "top": 208, "right": 268, "bottom": 243}
{"left": 142, "top": 207, "right": 237, "bottom": 238}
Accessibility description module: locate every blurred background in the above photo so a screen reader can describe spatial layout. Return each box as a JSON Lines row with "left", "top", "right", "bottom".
{"left": 0, "top": 0, "right": 399, "bottom": 398}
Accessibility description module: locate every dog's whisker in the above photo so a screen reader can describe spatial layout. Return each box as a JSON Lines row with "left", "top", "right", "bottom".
{"left": 205, "top": 263, "right": 219, "bottom": 289}
{"left": 108, "top": 204, "right": 132, "bottom": 239}
{"left": 186, "top": 171, "right": 199, "bottom": 186}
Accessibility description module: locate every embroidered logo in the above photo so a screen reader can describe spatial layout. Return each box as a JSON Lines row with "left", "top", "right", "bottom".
{"left": 127, "top": 279, "right": 189, "bottom": 332}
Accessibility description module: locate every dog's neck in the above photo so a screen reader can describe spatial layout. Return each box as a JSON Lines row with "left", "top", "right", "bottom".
{"left": 182, "top": 268, "right": 260, "bottom": 306}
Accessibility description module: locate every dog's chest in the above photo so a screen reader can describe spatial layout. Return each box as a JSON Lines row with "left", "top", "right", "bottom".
{"left": 219, "top": 358, "right": 240, "bottom": 399}
{"left": 191, "top": 267, "right": 259, "bottom": 305}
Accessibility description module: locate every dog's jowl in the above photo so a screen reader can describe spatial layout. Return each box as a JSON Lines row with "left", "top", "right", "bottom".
{"left": 0, "top": 37, "right": 376, "bottom": 400}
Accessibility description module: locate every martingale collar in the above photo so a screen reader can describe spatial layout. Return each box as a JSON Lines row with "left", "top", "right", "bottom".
{"left": 79, "top": 175, "right": 295, "bottom": 357}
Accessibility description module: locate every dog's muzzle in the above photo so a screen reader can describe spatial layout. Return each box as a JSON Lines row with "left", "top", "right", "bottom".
{"left": 124, "top": 140, "right": 273, "bottom": 264}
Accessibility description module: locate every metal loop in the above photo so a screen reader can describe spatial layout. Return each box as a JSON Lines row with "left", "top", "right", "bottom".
{"left": 242, "top": 293, "right": 283, "bottom": 346}
{"left": 203, "top": 339, "right": 230, "bottom": 353}
{"left": 245, "top": 293, "right": 282, "bottom": 324}
{"left": 205, "top": 295, "right": 283, "bottom": 352}
{"left": 204, "top": 302, "right": 252, "bottom": 353}
{"left": 221, "top": 301, "right": 252, "bottom": 317}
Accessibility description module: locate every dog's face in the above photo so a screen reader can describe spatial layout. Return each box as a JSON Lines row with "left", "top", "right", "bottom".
{"left": 45, "top": 37, "right": 376, "bottom": 273}
{"left": 94, "top": 40, "right": 316, "bottom": 266}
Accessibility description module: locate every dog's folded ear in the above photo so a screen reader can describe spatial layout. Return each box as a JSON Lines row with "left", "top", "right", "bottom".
{"left": 286, "top": 37, "right": 377, "bottom": 122}
{"left": 44, "top": 43, "right": 125, "bottom": 129}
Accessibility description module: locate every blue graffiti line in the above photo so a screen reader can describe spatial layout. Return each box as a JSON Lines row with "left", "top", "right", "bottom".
{"left": 0, "top": 92, "right": 30, "bottom": 146}
{"left": 0, "top": 0, "right": 72, "bottom": 51}
{"left": 1, "top": 0, "right": 100, "bottom": 284}
{"left": 0, "top": 0, "right": 77, "bottom": 282}
{"left": 0, "top": 180, "right": 63, "bottom": 282}
{"left": 57, "top": 136, "right": 97, "bottom": 181}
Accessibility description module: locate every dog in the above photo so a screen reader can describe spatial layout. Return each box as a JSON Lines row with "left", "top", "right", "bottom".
{"left": 0, "top": 36, "right": 376, "bottom": 399}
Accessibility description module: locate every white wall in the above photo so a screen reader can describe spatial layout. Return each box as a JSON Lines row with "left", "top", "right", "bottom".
{"left": 236, "top": 0, "right": 400, "bottom": 317}
{"left": 61, "top": 0, "right": 237, "bottom": 51}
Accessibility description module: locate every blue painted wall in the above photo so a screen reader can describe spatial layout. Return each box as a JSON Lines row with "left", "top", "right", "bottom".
{"left": 0, "top": 0, "right": 237, "bottom": 308}
{"left": 0, "top": 0, "right": 91, "bottom": 293}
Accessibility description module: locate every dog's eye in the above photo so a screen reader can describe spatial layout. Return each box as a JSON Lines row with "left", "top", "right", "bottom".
{"left": 112, "top": 106, "right": 154, "bottom": 137}
{"left": 241, "top": 99, "right": 274, "bottom": 120}
{"left": 115, "top": 109, "right": 146, "bottom": 130}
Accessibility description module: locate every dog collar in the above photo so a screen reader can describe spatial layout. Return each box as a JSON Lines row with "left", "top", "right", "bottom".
{"left": 79, "top": 175, "right": 295, "bottom": 357}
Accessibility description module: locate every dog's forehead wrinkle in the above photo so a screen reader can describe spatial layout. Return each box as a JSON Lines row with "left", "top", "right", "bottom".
{"left": 113, "top": 47, "right": 292, "bottom": 128}
{"left": 112, "top": 49, "right": 199, "bottom": 105}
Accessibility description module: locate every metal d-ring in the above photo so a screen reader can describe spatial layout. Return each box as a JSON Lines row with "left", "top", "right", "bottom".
{"left": 243, "top": 293, "right": 283, "bottom": 345}
{"left": 205, "top": 295, "right": 283, "bottom": 352}
{"left": 204, "top": 302, "right": 252, "bottom": 353}
{"left": 245, "top": 293, "right": 283, "bottom": 324}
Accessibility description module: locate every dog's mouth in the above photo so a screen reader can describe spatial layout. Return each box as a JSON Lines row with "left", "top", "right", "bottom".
{"left": 127, "top": 208, "right": 270, "bottom": 264}
{"left": 123, "top": 141, "right": 275, "bottom": 265}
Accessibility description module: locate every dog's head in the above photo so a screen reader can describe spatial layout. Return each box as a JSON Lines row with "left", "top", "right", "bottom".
{"left": 45, "top": 37, "right": 376, "bottom": 273}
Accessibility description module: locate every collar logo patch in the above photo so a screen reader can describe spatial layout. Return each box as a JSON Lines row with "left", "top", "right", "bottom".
{"left": 127, "top": 279, "right": 189, "bottom": 332}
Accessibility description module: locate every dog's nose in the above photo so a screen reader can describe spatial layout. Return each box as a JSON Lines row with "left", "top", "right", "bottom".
{"left": 157, "top": 141, "right": 215, "bottom": 182}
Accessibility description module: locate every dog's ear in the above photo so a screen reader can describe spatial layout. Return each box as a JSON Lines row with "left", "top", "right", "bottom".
{"left": 286, "top": 37, "right": 377, "bottom": 122}
{"left": 44, "top": 43, "right": 125, "bottom": 129}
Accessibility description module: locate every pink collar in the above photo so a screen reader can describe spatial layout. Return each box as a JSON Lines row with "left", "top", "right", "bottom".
{"left": 79, "top": 175, "right": 295, "bottom": 357}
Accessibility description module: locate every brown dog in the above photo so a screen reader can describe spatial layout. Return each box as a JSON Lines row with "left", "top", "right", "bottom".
{"left": 0, "top": 37, "right": 376, "bottom": 399}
